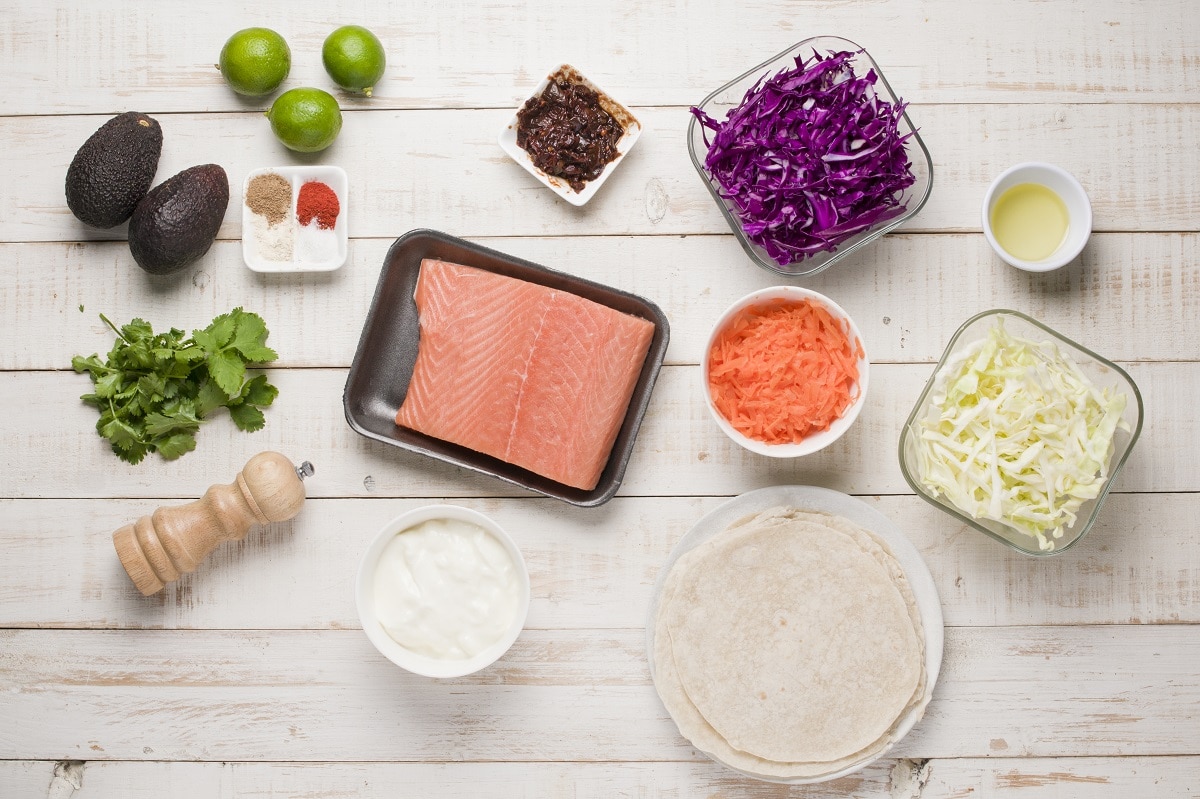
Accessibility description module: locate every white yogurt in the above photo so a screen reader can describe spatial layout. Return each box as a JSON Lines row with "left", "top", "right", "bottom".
{"left": 372, "top": 517, "right": 520, "bottom": 660}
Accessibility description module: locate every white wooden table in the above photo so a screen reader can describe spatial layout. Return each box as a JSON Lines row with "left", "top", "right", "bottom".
{"left": 3, "top": 2, "right": 1198, "bottom": 796}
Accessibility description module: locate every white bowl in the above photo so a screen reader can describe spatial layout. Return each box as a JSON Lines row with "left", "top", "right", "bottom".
{"left": 498, "top": 64, "right": 642, "bottom": 207}
{"left": 355, "top": 504, "right": 530, "bottom": 678}
{"left": 242, "top": 165, "right": 348, "bottom": 273}
{"left": 702, "top": 287, "right": 869, "bottom": 458}
{"left": 981, "top": 162, "right": 1091, "bottom": 272}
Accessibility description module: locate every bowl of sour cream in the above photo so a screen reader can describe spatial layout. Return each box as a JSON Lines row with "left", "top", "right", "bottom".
{"left": 356, "top": 504, "right": 530, "bottom": 678}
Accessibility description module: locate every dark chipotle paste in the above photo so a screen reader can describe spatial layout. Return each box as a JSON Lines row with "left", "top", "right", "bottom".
{"left": 516, "top": 77, "right": 624, "bottom": 192}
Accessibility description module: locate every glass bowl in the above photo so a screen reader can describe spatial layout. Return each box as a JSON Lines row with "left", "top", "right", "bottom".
{"left": 687, "top": 36, "right": 933, "bottom": 278}
{"left": 898, "top": 310, "right": 1144, "bottom": 556}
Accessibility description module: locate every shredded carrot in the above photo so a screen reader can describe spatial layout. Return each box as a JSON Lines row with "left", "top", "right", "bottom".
{"left": 707, "top": 298, "right": 863, "bottom": 445}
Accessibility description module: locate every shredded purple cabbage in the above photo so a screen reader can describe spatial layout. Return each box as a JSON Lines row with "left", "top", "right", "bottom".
{"left": 693, "top": 49, "right": 916, "bottom": 266}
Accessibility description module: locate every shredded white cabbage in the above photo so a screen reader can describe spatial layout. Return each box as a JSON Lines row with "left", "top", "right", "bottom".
{"left": 913, "top": 320, "right": 1129, "bottom": 550}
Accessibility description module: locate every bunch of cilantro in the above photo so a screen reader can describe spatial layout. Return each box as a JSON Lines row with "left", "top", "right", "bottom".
{"left": 72, "top": 308, "right": 279, "bottom": 464}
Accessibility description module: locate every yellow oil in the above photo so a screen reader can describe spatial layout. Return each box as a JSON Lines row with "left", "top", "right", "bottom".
{"left": 990, "top": 183, "right": 1070, "bottom": 262}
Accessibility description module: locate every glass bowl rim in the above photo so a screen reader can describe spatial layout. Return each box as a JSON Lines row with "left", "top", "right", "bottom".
{"left": 686, "top": 35, "right": 934, "bottom": 278}
{"left": 896, "top": 308, "right": 1145, "bottom": 557}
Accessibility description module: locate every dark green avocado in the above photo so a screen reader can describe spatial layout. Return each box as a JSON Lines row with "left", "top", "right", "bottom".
{"left": 65, "top": 112, "right": 163, "bottom": 228}
{"left": 128, "top": 164, "right": 229, "bottom": 275}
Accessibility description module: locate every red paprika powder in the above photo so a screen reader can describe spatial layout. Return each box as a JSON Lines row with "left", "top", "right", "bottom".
{"left": 296, "top": 181, "right": 340, "bottom": 230}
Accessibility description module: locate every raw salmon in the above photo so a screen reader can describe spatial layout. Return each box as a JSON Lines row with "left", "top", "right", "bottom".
{"left": 395, "top": 259, "right": 655, "bottom": 491}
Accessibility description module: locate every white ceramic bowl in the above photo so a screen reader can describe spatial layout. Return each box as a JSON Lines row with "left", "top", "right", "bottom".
{"left": 981, "top": 162, "right": 1091, "bottom": 272}
{"left": 498, "top": 64, "right": 642, "bottom": 207}
{"left": 702, "top": 287, "right": 869, "bottom": 458}
{"left": 355, "top": 504, "right": 530, "bottom": 678}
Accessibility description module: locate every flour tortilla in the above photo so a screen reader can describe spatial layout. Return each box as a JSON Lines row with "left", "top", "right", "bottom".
{"left": 651, "top": 507, "right": 927, "bottom": 778}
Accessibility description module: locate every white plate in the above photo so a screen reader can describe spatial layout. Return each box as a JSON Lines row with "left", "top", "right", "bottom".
{"left": 498, "top": 64, "right": 642, "bottom": 207}
{"left": 242, "top": 165, "right": 348, "bottom": 272}
{"left": 646, "top": 485, "right": 944, "bottom": 784}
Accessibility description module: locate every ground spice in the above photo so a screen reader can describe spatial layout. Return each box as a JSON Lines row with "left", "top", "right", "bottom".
{"left": 246, "top": 173, "right": 292, "bottom": 225}
{"left": 296, "top": 218, "right": 338, "bottom": 263}
{"left": 249, "top": 213, "right": 294, "bottom": 262}
{"left": 297, "top": 181, "right": 340, "bottom": 230}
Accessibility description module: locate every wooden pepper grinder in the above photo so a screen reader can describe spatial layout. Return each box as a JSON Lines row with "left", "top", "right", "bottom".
{"left": 112, "top": 452, "right": 314, "bottom": 595}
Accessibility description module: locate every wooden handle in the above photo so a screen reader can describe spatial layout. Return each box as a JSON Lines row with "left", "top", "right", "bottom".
{"left": 113, "top": 452, "right": 309, "bottom": 595}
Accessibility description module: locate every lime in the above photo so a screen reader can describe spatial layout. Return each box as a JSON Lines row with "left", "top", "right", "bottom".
{"left": 219, "top": 28, "right": 291, "bottom": 97}
{"left": 266, "top": 88, "right": 343, "bottom": 152}
{"left": 322, "top": 25, "right": 386, "bottom": 97}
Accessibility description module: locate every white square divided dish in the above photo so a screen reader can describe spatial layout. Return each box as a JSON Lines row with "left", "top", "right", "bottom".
{"left": 242, "top": 165, "right": 348, "bottom": 272}
{"left": 498, "top": 64, "right": 642, "bottom": 207}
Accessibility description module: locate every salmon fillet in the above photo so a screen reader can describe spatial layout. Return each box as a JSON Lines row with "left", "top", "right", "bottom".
{"left": 395, "top": 259, "right": 655, "bottom": 491}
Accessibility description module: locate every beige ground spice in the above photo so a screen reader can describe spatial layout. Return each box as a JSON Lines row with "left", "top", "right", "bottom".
{"left": 246, "top": 173, "right": 292, "bottom": 225}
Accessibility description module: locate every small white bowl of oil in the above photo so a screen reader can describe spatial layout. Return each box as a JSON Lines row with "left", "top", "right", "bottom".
{"left": 982, "top": 162, "right": 1091, "bottom": 272}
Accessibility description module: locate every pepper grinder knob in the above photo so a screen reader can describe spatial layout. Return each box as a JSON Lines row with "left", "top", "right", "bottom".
{"left": 112, "top": 452, "right": 312, "bottom": 595}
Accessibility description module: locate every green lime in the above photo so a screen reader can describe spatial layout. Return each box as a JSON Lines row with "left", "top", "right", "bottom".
{"left": 219, "top": 28, "right": 291, "bottom": 97}
{"left": 322, "top": 25, "right": 386, "bottom": 97}
{"left": 266, "top": 88, "right": 343, "bottom": 152}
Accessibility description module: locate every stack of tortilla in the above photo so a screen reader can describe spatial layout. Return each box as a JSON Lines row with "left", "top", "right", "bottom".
{"left": 651, "top": 506, "right": 928, "bottom": 780}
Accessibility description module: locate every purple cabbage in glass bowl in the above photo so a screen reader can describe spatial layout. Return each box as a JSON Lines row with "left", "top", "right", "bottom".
{"left": 688, "top": 36, "right": 933, "bottom": 278}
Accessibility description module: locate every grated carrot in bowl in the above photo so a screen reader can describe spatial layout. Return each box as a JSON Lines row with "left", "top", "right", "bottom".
{"left": 707, "top": 297, "right": 864, "bottom": 445}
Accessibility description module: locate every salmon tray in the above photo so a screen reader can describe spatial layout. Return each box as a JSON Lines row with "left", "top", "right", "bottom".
{"left": 343, "top": 229, "right": 671, "bottom": 506}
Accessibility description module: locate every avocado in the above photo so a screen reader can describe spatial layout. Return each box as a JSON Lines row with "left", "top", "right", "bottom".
{"left": 128, "top": 164, "right": 229, "bottom": 275}
{"left": 65, "top": 112, "right": 163, "bottom": 228}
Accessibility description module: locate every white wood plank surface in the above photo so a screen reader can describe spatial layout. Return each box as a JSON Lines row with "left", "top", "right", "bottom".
{"left": 5, "top": 757, "right": 1197, "bottom": 799}
{"left": 4, "top": 104, "right": 1200, "bottom": 245}
{"left": 1, "top": 493, "right": 1197, "bottom": 631}
{"left": 4, "top": 0, "right": 1198, "bottom": 794}
{"left": 1, "top": 626, "right": 1197, "bottom": 762}
{"left": 0, "top": 362, "right": 1186, "bottom": 499}
{"left": 3, "top": 232, "right": 1197, "bottom": 371}
{"left": 2, "top": 0, "right": 1194, "bottom": 116}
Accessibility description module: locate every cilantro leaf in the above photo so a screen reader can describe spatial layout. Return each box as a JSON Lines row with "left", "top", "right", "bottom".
{"left": 138, "top": 373, "right": 167, "bottom": 399}
{"left": 94, "top": 370, "right": 125, "bottom": 398}
{"left": 190, "top": 328, "right": 218, "bottom": 353}
{"left": 196, "top": 379, "right": 230, "bottom": 417}
{"left": 113, "top": 440, "right": 149, "bottom": 465}
{"left": 73, "top": 310, "right": 280, "bottom": 465}
{"left": 100, "top": 416, "right": 145, "bottom": 452}
{"left": 230, "top": 311, "right": 279, "bottom": 363}
{"left": 206, "top": 348, "right": 246, "bottom": 396}
{"left": 175, "top": 345, "right": 208, "bottom": 364}
{"left": 232, "top": 309, "right": 266, "bottom": 345}
{"left": 143, "top": 411, "right": 201, "bottom": 438}
{"left": 156, "top": 432, "right": 198, "bottom": 460}
{"left": 202, "top": 311, "right": 238, "bottom": 349}
{"left": 72, "top": 354, "right": 104, "bottom": 374}
{"left": 121, "top": 318, "right": 154, "bottom": 343}
{"left": 239, "top": 374, "right": 279, "bottom": 407}
{"left": 234, "top": 340, "right": 278, "bottom": 364}
{"left": 228, "top": 402, "right": 266, "bottom": 432}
